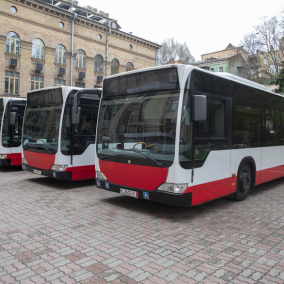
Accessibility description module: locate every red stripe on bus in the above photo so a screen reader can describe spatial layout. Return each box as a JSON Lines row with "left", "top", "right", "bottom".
{"left": 65, "top": 165, "right": 96, "bottom": 181}
{"left": 0, "top": 153, "right": 22, "bottom": 166}
{"left": 99, "top": 160, "right": 168, "bottom": 191}
{"left": 10, "top": 153, "right": 22, "bottom": 166}
{"left": 257, "top": 165, "right": 284, "bottom": 185}
{"left": 24, "top": 150, "right": 55, "bottom": 170}
{"left": 187, "top": 165, "right": 284, "bottom": 205}
{"left": 184, "top": 177, "right": 236, "bottom": 205}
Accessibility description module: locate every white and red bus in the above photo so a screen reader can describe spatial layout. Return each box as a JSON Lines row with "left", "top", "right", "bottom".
{"left": 22, "top": 86, "right": 101, "bottom": 180}
{"left": 0, "top": 97, "right": 26, "bottom": 166}
{"left": 95, "top": 64, "right": 284, "bottom": 206}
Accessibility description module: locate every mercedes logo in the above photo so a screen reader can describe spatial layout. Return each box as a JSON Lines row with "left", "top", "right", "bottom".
{"left": 128, "top": 160, "right": 131, "bottom": 164}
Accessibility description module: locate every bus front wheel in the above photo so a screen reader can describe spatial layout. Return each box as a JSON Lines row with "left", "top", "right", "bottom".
{"left": 234, "top": 164, "right": 251, "bottom": 201}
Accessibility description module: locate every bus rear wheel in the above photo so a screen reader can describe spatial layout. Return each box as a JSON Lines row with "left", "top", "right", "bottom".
{"left": 234, "top": 164, "right": 251, "bottom": 201}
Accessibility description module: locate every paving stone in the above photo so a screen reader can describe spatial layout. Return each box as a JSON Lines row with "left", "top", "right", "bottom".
{"left": 1, "top": 168, "right": 284, "bottom": 284}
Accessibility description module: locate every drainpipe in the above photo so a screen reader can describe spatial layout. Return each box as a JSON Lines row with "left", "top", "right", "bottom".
{"left": 70, "top": 13, "right": 77, "bottom": 86}
{"left": 105, "top": 22, "right": 112, "bottom": 76}
{"left": 156, "top": 46, "right": 163, "bottom": 66}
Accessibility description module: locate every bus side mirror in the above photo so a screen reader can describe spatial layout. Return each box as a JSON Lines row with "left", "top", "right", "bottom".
{"left": 10, "top": 112, "right": 16, "bottom": 125}
{"left": 192, "top": 95, "right": 207, "bottom": 121}
{"left": 72, "top": 92, "right": 81, "bottom": 124}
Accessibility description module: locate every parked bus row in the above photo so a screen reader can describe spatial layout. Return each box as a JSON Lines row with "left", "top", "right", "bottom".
{"left": 1, "top": 64, "right": 284, "bottom": 207}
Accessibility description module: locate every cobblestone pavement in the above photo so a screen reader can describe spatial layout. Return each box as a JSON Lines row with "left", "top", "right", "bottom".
{"left": 0, "top": 167, "right": 284, "bottom": 284}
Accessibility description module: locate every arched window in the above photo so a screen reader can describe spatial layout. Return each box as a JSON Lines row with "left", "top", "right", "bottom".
{"left": 76, "top": 49, "right": 86, "bottom": 68}
{"left": 55, "top": 44, "right": 66, "bottom": 64}
{"left": 111, "top": 58, "right": 119, "bottom": 75}
{"left": 126, "top": 62, "right": 134, "bottom": 72}
{"left": 32, "top": 39, "right": 44, "bottom": 59}
{"left": 6, "top": 32, "right": 20, "bottom": 54}
{"left": 94, "top": 54, "right": 103, "bottom": 73}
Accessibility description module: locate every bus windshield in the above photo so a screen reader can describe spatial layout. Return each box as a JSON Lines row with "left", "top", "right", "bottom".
{"left": 97, "top": 68, "right": 180, "bottom": 167}
{"left": 22, "top": 88, "right": 63, "bottom": 154}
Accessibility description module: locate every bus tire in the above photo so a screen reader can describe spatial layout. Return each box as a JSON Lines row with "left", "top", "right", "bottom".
{"left": 234, "top": 164, "right": 251, "bottom": 201}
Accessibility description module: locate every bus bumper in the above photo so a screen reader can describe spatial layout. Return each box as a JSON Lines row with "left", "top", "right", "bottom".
{"left": 0, "top": 153, "right": 22, "bottom": 166}
{"left": 96, "top": 179, "right": 192, "bottom": 207}
{"left": 22, "top": 164, "right": 72, "bottom": 181}
{"left": 0, "top": 159, "right": 11, "bottom": 166}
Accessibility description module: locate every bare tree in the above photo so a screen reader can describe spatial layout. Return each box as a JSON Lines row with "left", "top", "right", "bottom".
{"left": 241, "top": 15, "right": 284, "bottom": 84}
{"left": 157, "top": 38, "right": 195, "bottom": 65}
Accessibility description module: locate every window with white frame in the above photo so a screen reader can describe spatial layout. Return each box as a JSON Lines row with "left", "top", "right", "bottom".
{"left": 219, "top": 67, "right": 223, "bottom": 72}
{"left": 210, "top": 68, "right": 214, "bottom": 72}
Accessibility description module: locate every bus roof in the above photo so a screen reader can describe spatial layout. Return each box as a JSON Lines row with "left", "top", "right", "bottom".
{"left": 103, "top": 64, "right": 280, "bottom": 97}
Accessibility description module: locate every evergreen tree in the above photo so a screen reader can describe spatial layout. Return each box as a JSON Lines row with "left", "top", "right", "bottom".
{"left": 271, "top": 61, "right": 284, "bottom": 94}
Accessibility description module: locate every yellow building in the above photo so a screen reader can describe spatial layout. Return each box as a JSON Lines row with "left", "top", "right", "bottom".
{"left": 201, "top": 43, "right": 248, "bottom": 62}
{"left": 0, "top": 0, "right": 161, "bottom": 97}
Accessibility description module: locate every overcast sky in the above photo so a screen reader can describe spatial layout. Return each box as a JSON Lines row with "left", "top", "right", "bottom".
{"left": 79, "top": 0, "right": 283, "bottom": 61}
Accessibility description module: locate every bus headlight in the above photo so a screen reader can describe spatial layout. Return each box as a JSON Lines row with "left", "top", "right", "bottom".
{"left": 51, "top": 164, "right": 68, "bottom": 172}
{"left": 96, "top": 171, "right": 107, "bottom": 180}
{"left": 0, "top": 155, "right": 7, "bottom": 159}
{"left": 157, "top": 183, "right": 188, "bottom": 194}
{"left": 22, "top": 158, "right": 27, "bottom": 164}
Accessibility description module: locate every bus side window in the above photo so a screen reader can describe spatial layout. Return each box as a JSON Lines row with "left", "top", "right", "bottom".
{"left": 195, "top": 97, "right": 225, "bottom": 139}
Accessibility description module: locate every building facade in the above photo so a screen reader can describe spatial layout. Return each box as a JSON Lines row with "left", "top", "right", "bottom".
{"left": 201, "top": 43, "right": 248, "bottom": 62}
{"left": 193, "top": 44, "right": 249, "bottom": 79}
{"left": 0, "top": 0, "right": 161, "bottom": 97}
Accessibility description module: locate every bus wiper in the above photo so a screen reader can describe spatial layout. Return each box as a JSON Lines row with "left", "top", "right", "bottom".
{"left": 36, "top": 145, "right": 54, "bottom": 154}
{"left": 99, "top": 155, "right": 122, "bottom": 160}
{"left": 128, "top": 149, "right": 164, "bottom": 167}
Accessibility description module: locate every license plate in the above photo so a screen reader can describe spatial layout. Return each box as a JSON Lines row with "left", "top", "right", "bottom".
{"left": 120, "top": 188, "right": 139, "bottom": 198}
{"left": 33, "top": 169, "right": 42, "bottom": 175}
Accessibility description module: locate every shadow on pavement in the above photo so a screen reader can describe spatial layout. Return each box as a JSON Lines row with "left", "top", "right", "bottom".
{"left": 100, "top": 193, "right": 236, "bottom": 219}
{"left": 25, "top": 176, "right": 96, "bottom": 190}
{"left": 100, "top": 176, "right": 284, "bottom": 218}
{"left": 0, "top": 166, "right": 23, "bottom": 172}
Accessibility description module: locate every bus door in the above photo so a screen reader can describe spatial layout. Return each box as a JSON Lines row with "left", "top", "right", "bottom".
{"left": 70, "top": 94, "right": 99, "bottom": 167}
{"left": 192, "top": 92, "right": 233, "bottom": 198}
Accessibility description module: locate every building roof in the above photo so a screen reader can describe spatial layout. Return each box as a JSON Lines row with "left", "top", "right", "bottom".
{"left": 201, "top": 44, "right": 248, "bottom": 56}
{"left": 193, "top": 55, "right": 235, "bottom": 65}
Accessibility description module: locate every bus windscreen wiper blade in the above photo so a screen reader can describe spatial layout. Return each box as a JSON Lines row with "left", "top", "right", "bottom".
{"left": 131, "top": 149, "right": 164, "bottom": 167}
{"left": 99, "top": 155, "right": 122, "bottom": 160}
{"left": 36, "top": 145, "right": 54, "bottom": 154}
